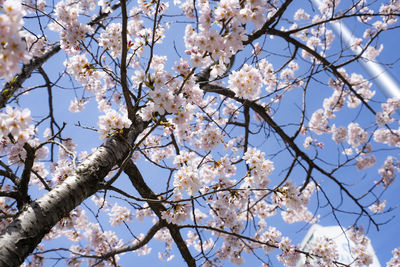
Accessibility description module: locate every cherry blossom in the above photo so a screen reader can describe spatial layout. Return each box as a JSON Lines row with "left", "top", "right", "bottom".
{"left": 228, "top": 64, "right": 262, "bottom": 100}
{"left": 307, "top": 236, "right": 339, "bottom": 265}
{"left": 1, "top": 0, "right": 400, "bottom": 266}
{"left": 108, "top": 203, "right": 133, "bottom": 226}
{"left": 0, "top": 0, "right": 31, "bottom": 80}
{"left": 98, "top": 109, "right": 132, "bottom": 140}
{"left": 387, "top": 247, "right": 400, "bottom": 266}
{"left": 368, "top": 200, "right": 386, "bottom": 214}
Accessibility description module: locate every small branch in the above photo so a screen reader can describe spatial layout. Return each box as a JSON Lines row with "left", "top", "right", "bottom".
{"left": 0, "top": 44, "right": 61, "bottom": 109}
{"left": 0, "top": 190, "right": 19, "bottom": 199}
{"left": 0, "top": 161, "right": 20, "bottom": 185}
{"left": 123, "top": 160, "right": 196, "bottom": 267}
{"left": 18, "top": 143, "right": 36, "bottom": 208}
{"left": 120, "top": 0, "right": 135, "bottom": 120}
{"left": 244, "top": 0, "right": 294, "bottom": 45}
{"left": 101, "top": 220, "right": 163, "bottom": 258}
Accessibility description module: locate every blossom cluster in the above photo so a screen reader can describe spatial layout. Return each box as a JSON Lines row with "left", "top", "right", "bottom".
{"left": 374, "top": 127, "right": 400, "bottom": 147}
{"left": 173, "top": 165, "right": 201, "bottom": 196}
{"left": 331, "top": 125, "right": 348, "bottom": 144}
{"left": 161, "top": 202, "right": 191, "bottom": 224}
{"left": 308, "top": 69, "right": 375, "bottom": 144}
{"left": 23, "top": 0, "right": 46, "bottom": 12}
{"left": 307, "top": 236, "right": 339, "bottom": 265}
{"left": 132, "top": 233, "right": 152, "bottom": 256}
{"left": 257, "top": 59, "right": 278, "bottom": 92}
{"left": 0, "top": 107, "right": 31, "bottom": 141}
{"left": 378, "top": 156, "right": 398, "bottom": 188}
{"left": 348, "top": 227, "right": 374, "bottom": 266}
{"left": 137, "top": 58, "right": 201, "bottom": 125}
{"left": 282, "top": 182, "right": 318, "bottom": 224}
{"left": 98, "top": 23, "right": 124, "bottom": 58}
{"left": 347, "top": 122, "right": 368, "bottom": 147}
{"left": 49, "top": 0, "right": 95, "bottom": 54}
{"left": 307, "top": 110, "right": 378, "bottom": 170}
{"left": 271, "top": 181, "right": 317, "bottom": 224}
{"left": 276, "top": 236, "right": 299, "bottom": 266}
{"left": 98, "top": 109, "right": 132, "bottom": 140}
{"left": 379, "top": 1, "right": 400, "bottom": 24}
{"left": 242, "top": 147, "right": 274, "bottom": 188}
{"left": 0, "top": 0, "right": 31, "bottom": 80}
{"left": 228, "top": 64, "right": 262, "bottom": 100}
{"left": 0, "top": 190, "right": 13, "bottom": 233}
{"left": 140, "top": 133, "right": 174, "bottom": 163}
{"left": 368, "top": 200, "right": 386, "bottom": 214}
{"left": 138, "top": 0, "right": 169, "bottom": 17}
{"left": 154, "top": 227, "right": 175, "bottom": 261}
{"left": 356, "top": 155, "right": 376, "bottom": 170}
{"left": 195, "top": 124, "right": 224, "bottom": 151}
{"left": 346, "top": 73, "right": 375, "bottom": 108}
{"left": 75, "top": 223, "right": 123, "bottom": 265}
{"left": 69, "top": 98, "right": 88, "bottom": 113}
{"left": 183, "top": 0, "right": 276, "bottom": 80}
{"left": 272, "top": 181, "right": 303, "bottom": 211}
{"left": 108, "top": 203, "right": 133, "bottom": 226}
{"left": 0, "top": 108, "right": 48, "bottom": 169}
{"left": 363, "top": 45, "right": 383, "bottom": 61}
{"left": 290, "top": 8, "right": 335, "bottom": 59}
{"left": 24, "top": 33, "right": 49, "bottom": 58}
{"left": 257, "top": 224, "right": 282, "bottom": 253}
{"left": 186, "top": 230, "right": 214, "bottom": 254}
{"left": 376, "top": 98, "right": 400, "bottom": 126}
{"left": 50, "top": 159, "right": 74, "bottom": 186}
{"left": 208, "top": 188, "right": 246, "bottom": 229}
{"left": 41, "top": 204, "right": 125, "bottom": 266}
{"left": 308, "top": 109, "right": 330, "bottom": 135}
{"left": 387, "top": 247, "right": 400, "bottom": 267}
{"left": 64, "top": 54, "right": 104, "bottom": 89}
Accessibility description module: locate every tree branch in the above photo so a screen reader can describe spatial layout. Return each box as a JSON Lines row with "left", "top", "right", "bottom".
{"left": 0, "top": 2, "right": 123, "bottom": 110}
{"left": 123, "top": 160, "right": 196, "bottom": 267}
{"left": 120, "top": 0, "right": 135, "bottom": 120}
{"left": 0, "top": 44, "right": 61, "bottom": 109}
{"left": 17, "top": 143, "right": 36, "bottom": 209}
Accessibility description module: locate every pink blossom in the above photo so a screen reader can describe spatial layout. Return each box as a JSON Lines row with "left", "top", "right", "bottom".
{"left": 368, "top": 200, "right": 386, "bottom": 213}
{"left": 228, "top": 64, "right": 262, "bottom": 100}
{"left": 294, "top": 9, "right": 310, "bottom": 20}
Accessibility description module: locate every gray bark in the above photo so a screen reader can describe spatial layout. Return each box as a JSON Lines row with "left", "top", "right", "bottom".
{"left": 0, "top": 119, "right": 146, "bottom": 267}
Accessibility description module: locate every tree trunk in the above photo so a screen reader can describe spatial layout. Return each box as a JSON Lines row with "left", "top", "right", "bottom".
{"left": 0, "top": 120, "right": 146, "bottom": 266}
